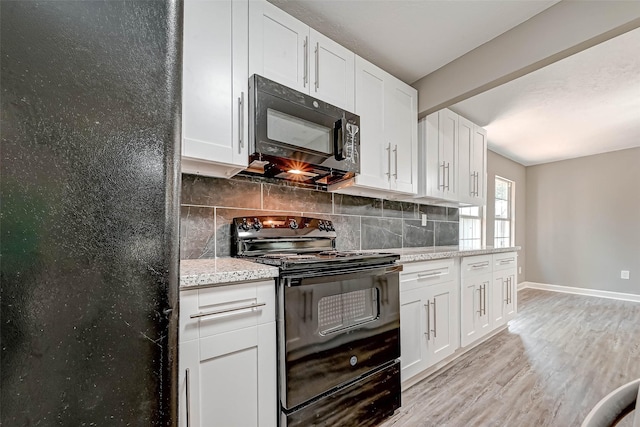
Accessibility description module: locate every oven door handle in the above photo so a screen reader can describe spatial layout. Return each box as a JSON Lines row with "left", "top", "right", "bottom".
{"left": 282, "top": 263, "right": 403, "bottom": 284}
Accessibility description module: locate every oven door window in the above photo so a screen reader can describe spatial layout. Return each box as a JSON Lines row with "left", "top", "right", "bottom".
{"left": 318, "top": 288, "right": 379, "bottom": 335}
{"left": 267, "top": 109, "right": 332, "bottom": 154}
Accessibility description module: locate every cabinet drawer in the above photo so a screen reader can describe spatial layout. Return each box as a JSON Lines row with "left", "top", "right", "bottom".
{"left": 493, "top": 252, "right": 517, "bottom": 271}
{"left": 180, "top": 280, "right": 276, "bottom": 342}
{"left": 400, "top": 259, "right": 454, "bottom": 292}
{"left": 461, "top": 255, "right": 493, "bottom": 278}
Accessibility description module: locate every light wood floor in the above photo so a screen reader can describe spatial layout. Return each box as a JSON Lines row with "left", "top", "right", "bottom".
{"left": 381, "top": 288, "right": 640, "bottom": 427}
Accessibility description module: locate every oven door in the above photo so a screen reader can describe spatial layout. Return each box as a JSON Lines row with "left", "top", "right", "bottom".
{"left": 278, "top": 264, "right": 401, "bottom": 410}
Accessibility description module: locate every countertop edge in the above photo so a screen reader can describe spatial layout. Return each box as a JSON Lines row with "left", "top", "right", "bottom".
{"left": 179, "top": 247, "right": 520, "bottom": 288}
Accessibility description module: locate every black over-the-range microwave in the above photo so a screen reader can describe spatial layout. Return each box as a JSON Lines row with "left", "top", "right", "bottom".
{"left": 246, "top": 74, "right": 360, "bottom": 189}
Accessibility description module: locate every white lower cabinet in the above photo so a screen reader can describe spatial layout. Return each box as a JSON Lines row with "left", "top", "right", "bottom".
{"left": 400, "top": 259, "right": 459, "bottom": 382}
{"left": 460, "top": 271, "right": 492, "bottom": 348}
{"left": 179, "top": 280, "right": 276, "bottom": 427}
{"left": 492, "top": 252, "right": 518, "bottom": 326}
{"left": 461, "top": 253, "right": 518, "bottom": 347}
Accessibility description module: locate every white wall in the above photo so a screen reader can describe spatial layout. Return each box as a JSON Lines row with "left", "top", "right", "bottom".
{"left": 486, "top": 150, "right": 526, "bottom": 284}
{"left": 525, "top": 147, "right": 640, "bottom": 294}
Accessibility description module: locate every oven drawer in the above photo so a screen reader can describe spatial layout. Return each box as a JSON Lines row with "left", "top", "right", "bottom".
{"left": 493, "top": 252, "right": 517, "bottom": 271}
{"left": 400, "top": 259, "right": 454, "bottom": 292}
{"left": 180, "top": 280, "right": 275, "bottom": 342}
{"left": 282, "top": 360, "right": 400, "bottom": 427}
{"left": 461, "top": 255, "right": 493, "bottom": 278}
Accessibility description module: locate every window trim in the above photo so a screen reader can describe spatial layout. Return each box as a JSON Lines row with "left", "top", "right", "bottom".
{"left": 494, "top": 176, "right": 515, "bottom": 248}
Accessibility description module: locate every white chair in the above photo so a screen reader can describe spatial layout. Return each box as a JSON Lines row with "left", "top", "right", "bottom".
{"left": 582, "top": 378, "right": 640, "bottom": 427}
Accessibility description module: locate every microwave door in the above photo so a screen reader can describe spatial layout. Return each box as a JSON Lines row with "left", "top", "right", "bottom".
{"left": 254, "top": 91, "right": 341, "bottom": 166}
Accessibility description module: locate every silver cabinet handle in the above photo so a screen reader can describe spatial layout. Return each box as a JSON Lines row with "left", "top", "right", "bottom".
{"left": 238, "top": 92, "right": 244, "bottom": 154}
{"left": 470, "top": 172, "right": 475, "bottom": 197}
{"left": 499, "top": 258, "right": 515, "bottom": 265}
{"left": 418, "top": 271, "right": 444, "bottom": 279}
{"left": 393, "top": 144, "right": 398, "bottom": 179}
{"left": 190, "top": 302, "right": 266, "bottom": 319}
{"left": 475, "top": 172, "right": 480, "bottom": 197}
{"left": 424, "top": 303, "right": 431, "bottom": 340}
{"left": 439, "top": 161, "right": 445, "bottom": 190}
{"left": 484, "top": 283, "right": 488, "bottom": 316}
{"left": 185, "top": 368, "right": 191, "bottom": 427}
{"left": 303, "top": 36, "right": 308, "bottom": 87}
{"left": 431, "top": 299, "right": 437, "bottom": 338}
{"left": 477, "top": 286, "right": 483, "bottom": 315}
{"left": 504, "top": 278, "right": 509, "bottom": 304}
{"left": 470, "top": 261, "right": 489, "bottom": 269}
{"left": 314, "top": 42, "right": 319, "bottom": 91}
{"left": 386, "top": 143, "right": 392, "bottom": 180}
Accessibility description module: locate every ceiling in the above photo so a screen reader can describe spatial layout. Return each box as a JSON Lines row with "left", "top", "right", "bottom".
{"left": 450, "top": 26, "right": 640, "bottom": 166}
{"left": 268, "top": 0, "right": 640, "bottom": 166}
{"left": 269, "top": 0, "right": 559, "bottom": 84}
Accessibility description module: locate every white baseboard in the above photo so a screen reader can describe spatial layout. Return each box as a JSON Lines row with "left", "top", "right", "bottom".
{"left": 518, "top": 281, "right": 640, "bottom": 303}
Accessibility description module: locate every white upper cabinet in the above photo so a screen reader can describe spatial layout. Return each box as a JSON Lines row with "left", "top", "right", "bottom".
{"left": 459, "top": 120, "right": 487, "bottom": 205}
{"left": 340, "top": 56, "right": 417, "bottom": 197}
{"left": 420, "top": 109, "right": 458, "bottom": 201}
{"left": 249, "top": 0, "right": 354, "bottom": 112}
{"left": 388, "top": 80, "right": 418, "bottom": 194}
{"left": 471, "top": 125, "right": 487, "bottom": 204}
{"left": 182, "top": 0, "right": 249, "bottom": 178}
{"left": 419, "top": 108, "right": 487, "bottom": 206}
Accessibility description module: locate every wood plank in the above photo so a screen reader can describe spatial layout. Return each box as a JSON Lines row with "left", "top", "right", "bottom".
{"left": 381, "top": 288, "right": 640, "bottom": 426}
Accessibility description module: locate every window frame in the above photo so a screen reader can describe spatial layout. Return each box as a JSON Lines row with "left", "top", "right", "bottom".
{"left": 494, "top": 176, "right": 514, "bottom": 248}
{"left": 459, "top": 205, "right": 484, "bottom": 249}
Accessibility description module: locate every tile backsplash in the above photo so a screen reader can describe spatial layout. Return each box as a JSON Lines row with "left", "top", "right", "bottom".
{"left": 180, "top": 174, "right": 459, "bottom": 259}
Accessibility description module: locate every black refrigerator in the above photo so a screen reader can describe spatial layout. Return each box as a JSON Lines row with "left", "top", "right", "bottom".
{"left": 1, "top": 1, "right": 182, "bottom": 425}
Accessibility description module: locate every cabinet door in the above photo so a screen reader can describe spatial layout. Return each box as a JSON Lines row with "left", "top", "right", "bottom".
{"left": 400, "top": 287, "right": 429, "bottom": 382}
{"left": 471, "top": 126, "right": 487, "bottom": 204}
{"left": 195, "top": 323, "right": 277, "bottom": 427}
{"left": 504, "top": 273, "right": 517, "bottom": 321}
{"left": 249, "top": 0, "right": 307, "bottom": 93}
{"left": 426, "top": 281, "right": 458, "bottom": 366}
{"left": 179, "top": 340, "right": 200, "bottom": 427}
{"left": 353, "top": 57, "right": 389, "bottom": 190}
{"left": 183, "top": 0, "right": 248, "bottom": 171}
{"left": 387, "top": 78, "right": 418, "bottom": 194}
{"left": 421, "top": 110, "right": 458, "bottom": 200}
{"left": 460, "top": 280, "right": 478, "bottom": 348}
{"left": 461, "top": 275, "right": 491, "bottom": 347}
{"left": 439, "top": 109, "right": 458, "bottom": 200}
{"left": 309, "top": 29, "right": 355, "bottom": 111}
{"left": 491, "top": 275, "right": 506, "bottom": 328}
{"left": 457, "top": 116, "right": 474, "bottom": 204}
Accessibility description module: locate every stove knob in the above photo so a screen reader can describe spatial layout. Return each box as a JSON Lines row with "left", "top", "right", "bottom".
{"left": 318, "top": 220, "right": 326, "bottom": 231}
{"left": 289, "top": 219, "right": 298, "bottom": 230}
{"left": 326, "top": 221, "right": 335, "bottom": 231}
{"left": 240, "top": 218, "right": 251, "bottom": 231}
{"left": 252, "top": 218, "right": 263, "bottom": 231}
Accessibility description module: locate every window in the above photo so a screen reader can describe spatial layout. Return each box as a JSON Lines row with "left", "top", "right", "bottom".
{"left": 494, "top": 177, "right": 514, "bottom": 248}
{"left": 459, "top": 206, "right": 482, "bottom": 249}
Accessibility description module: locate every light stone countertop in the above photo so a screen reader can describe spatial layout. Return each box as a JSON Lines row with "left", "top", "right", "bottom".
{"left": 180, "top": 258, "right": 279, "bottom": 289}
{"left": 382, "top": 245, "right": 521, "bottom": 263}
{"left": 179, "top": 246, "right": 520, "bottom": 288}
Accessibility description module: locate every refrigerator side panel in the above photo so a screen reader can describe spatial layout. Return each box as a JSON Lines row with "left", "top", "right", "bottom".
{"left": 0, "top": 1, "right": 182, "bottom": 425}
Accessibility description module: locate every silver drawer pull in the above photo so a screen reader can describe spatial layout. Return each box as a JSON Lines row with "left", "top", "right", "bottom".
{"left": 190, "top": 302, "right": 266, "bottom": 319}
{"left": 499, "top": 258, "right": 515, "bottom": 265}
{"left": 418, "top": 271, "right": 445, "bottom": 279}
{"left": 470, "top": 262, "right": 489, "bottom": 269}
